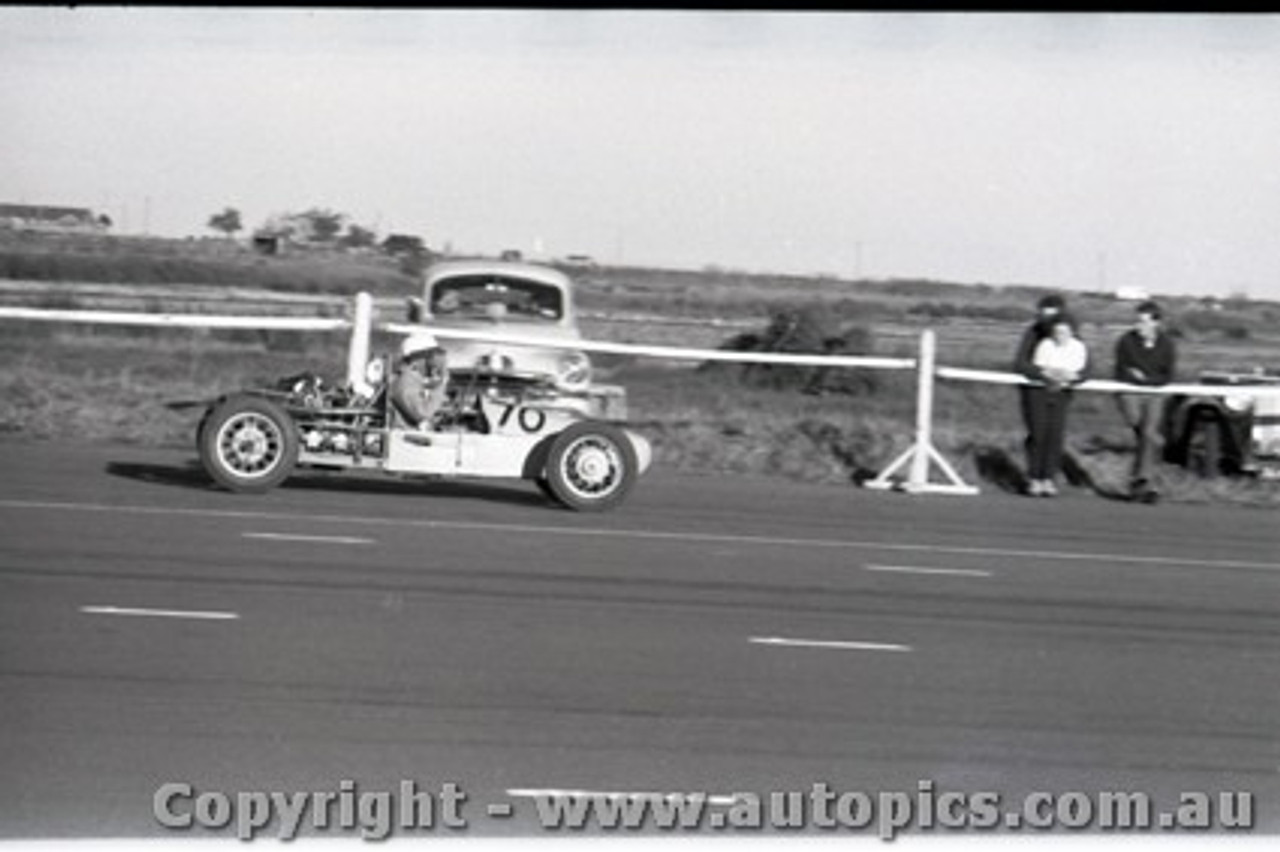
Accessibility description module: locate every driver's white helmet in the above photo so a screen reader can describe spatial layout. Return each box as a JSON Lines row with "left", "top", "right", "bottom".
{"left": 400, "top": 333, "right": 439, "bottom": 359}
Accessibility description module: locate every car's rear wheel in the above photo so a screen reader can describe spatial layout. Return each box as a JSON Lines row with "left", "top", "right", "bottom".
{"left": 200, "top": 395, "right": 298, "bottom": 493}
{"left": 534, "top": 477, "right": 558, "bottom": 503}
{"left": 195, "top": 408, "right": 212, "bottom": 455}
{"left": 543, "top": 422, "right": 637, "bottom": 511}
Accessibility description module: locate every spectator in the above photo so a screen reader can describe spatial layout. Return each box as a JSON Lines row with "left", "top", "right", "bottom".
{"left": 1113, "top": 300, "right": 1176, "bottom": 501}
{"left": 1013, "top": 294, "right": 1066, "bottom": 489}
{"left": 1024, "top": 315, "right": 1089, "bottom": 496}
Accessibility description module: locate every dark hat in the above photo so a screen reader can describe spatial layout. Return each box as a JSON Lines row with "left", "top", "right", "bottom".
{"left": 1136, "top": 300, "right": 1162, "bottom": 319}
{"left": 1036, "top": 294, "right": 1065, "bottom": 312}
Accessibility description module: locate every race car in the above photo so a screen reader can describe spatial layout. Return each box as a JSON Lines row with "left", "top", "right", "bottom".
{"left": 191, "top": 334, "right": 653, "bottom": 511}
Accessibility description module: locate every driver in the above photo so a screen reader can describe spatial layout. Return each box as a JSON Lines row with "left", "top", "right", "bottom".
{"left": 391, "top": 333, "right": 450, "bottom": 437}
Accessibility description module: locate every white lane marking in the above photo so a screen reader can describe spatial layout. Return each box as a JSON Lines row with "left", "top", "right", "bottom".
{"left": 750, "top": 636, "right": 913, "bottom": 653}
{"left": 79, "top": 605, "right": 239, "bottom": 621}
{"left": 865, "top": 564, "right": 992, "bottom": 578}
{"left": 2, "top": 499, "right": 1276, "bottom": 572}
{"left": 508, "top": 789, "right": 738, "bottom": 807}
{"left": 243, "top": 532, "right": 374, "bottom": 545}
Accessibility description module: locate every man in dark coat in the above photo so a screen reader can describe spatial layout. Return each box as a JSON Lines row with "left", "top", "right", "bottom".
{"left": 1114, "top": 300, "right": 1177, "bottom": 500}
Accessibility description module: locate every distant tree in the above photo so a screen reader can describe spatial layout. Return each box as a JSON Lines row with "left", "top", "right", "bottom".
{"left": 705, "top": 303, "right": 878, "bottom": 396}
{"left": 207, "top": 207, "right": 243, "bottom": 237}
{"left": 341, "top": 223, "right": 378, "bottom": 250}
{"left": 299, "top": 208, "right": 345, "bottom": 243}
{"left": 96, "top": 213, "right": 113, "bottom": 229}
{"left": 382, "top": 233, "right": 426, "bottom": 256}
{"left": 256, "top": 208, "right": 348, "bottom": 246}
{"left": 255, "top": 216, "right": 296, "bottom": 243}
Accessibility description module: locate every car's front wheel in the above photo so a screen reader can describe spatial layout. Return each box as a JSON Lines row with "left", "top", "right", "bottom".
{"left": 543, "top": 422, "right": 638, "bottom": 511}
{"left": 200, "top": 395, "right": 298, "bottom": 493}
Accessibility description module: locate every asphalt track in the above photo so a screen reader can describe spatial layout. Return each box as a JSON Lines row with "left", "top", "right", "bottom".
{"left": 1, "top": 440, "right": 1278, "bottom": 839}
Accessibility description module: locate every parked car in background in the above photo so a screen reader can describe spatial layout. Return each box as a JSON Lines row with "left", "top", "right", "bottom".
{"left": 406, "top": 259, "right": 627, "bottom": 421}
{"left": 1162, "top": 370, "right": 1280, "bottom": 478}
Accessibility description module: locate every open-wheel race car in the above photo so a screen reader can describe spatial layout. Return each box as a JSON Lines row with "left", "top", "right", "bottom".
{"left": 189, "top": 281, "right": 653, "bottom": 511}
{"left": 195, "top": 356, "right": 652, "bottom": 511}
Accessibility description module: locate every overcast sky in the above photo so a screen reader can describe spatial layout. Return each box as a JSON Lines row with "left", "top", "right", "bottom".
{"left": 4, "top": 9, "right": 1280, "bottom": 299}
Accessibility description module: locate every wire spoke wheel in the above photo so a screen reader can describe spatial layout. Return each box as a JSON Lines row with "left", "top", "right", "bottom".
{"left": 544, "top": 422, "right": 637, "bottom": 511}
{"left": 560, "top": 435, "right": 624, "bottom": 498}
{"left": 199, "top": 395, "right": 298, "bottom": 493}
{"left": 217, "top": 412, "right": 285, "bottom": 478}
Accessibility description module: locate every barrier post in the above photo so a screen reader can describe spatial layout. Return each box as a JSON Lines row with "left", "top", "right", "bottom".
{"left": 346, "top": 291, "right": 375, "bottom": 397}
{"left": 866, "top": 329, "right": 980, "bottom": 495}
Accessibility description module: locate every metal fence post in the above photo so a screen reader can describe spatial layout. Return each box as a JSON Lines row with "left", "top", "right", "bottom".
{"left": 866, "top": 329, "right": 980, "bottom": 495}
{"left": 346, "top": 291, "right": 374, "bottom": 396}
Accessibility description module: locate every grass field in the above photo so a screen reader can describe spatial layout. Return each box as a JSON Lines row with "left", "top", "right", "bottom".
{"left": 3, "top": 231, "right": 1279, "bottom": 507}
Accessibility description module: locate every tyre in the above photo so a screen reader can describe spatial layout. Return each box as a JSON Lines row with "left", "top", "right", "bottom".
{"left": 534, "top": 477, "right": 558, "bottom": 503}
{"left": 1186, "top": 413, "right": 1222, "bottom": 478}
{"left": 195, "top": 407, "right": 212, "bottom": 455}
{"left": 543, "top": 421, "right": 638, "bottom": 511}
{"left": 199, "top": 394, "right": 298, "bottom": 493}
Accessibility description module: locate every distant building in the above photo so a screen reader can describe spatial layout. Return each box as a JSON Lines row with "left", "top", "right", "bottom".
{"left": 251, "top": 231, "right": 283, "bottom": 256}
{"left": 1115, "top": 285, "right": 1150, "bottom": 302}
{"left": 0, "top": 203, "right": 108, "bottom": 233}
{"left": 562, "top": 254, "right": 599, "bottom": 270}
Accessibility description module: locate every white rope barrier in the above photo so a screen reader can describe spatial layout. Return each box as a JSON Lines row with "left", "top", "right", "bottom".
{"left": 935, "top": 365, "right": 1280, "bottom": 397}
{"left": 380, "top": 321, "right": 916, "bottom": 370}
{"left": 0, "top": 306, "right": 348, "bottom": 331}
{"left": 2, "top": 304, "right": 1273, "bottom": 396}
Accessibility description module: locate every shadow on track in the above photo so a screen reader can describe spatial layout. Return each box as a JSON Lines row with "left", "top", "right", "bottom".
{"left": 973, "top": 445, "right": 1131, "bottom": 501}
{"left": 104, "top": 461, "right": 556, "bottom": 509}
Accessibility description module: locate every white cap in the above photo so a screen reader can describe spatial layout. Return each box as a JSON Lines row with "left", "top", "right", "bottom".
{"left": 400, "top": 333, "right": 439, "bottom": 358}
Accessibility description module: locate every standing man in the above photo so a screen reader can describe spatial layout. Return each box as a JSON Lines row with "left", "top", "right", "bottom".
{"left": 1113, "top": 300, "right": 1176, "bottom": 501}
{"left": 1013, "top": 294, "right": 1067, "bottom": 492}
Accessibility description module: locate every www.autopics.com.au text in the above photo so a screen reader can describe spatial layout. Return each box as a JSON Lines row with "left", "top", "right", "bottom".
{"left": 152, "top": 779, "right": 1255, "bottom": 840}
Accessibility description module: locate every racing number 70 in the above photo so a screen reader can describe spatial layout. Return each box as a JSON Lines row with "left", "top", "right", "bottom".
{"left": 497, "top": 403, "right": 547, "bottom": 434}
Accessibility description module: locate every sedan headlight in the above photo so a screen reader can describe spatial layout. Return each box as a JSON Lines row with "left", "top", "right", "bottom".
{"left": 556, "top": 351, "right": 592, "bottom": 391}
{"left": 477, "top": 351, "right": 516, "bottom": 373}
{"left": 1223, "top": 393, "right": 1254, "bottom": 413}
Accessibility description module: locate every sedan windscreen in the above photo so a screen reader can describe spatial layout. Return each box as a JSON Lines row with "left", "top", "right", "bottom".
{"left": 431, "top": 276, "right": 564, "bottom": 321}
